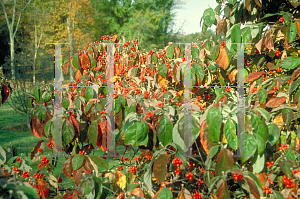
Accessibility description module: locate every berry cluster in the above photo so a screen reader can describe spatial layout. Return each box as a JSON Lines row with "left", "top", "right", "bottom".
{"left": 278, "top": 144, "right": 289, "bottom": 151}
{"left": 275, "top": 67, "right": 281, "bottom": 73}
{"left": 198, "top": 168, "right": 205, "bottom": 174}
{"left": 160, "top": 182, "right": 168, "bottom": 188}
{"left": 273, "top": 86, "right": 278, "bottom": 91}
{"left": 118, "top": 166, "right": 123, "bottom": 171}
{"left": 275, "top": 50, "right": 281, "bottom": 56}
{"left": 266, "top": 161, "right": 274, "bottom": 169}
{"left": 36, "top": 172, "right": 42, "bottom": 179}
{"left": 221, "top": 41, "right": 226, "bottom": 47}
{"left": 145, "top": 153, "right": 152, "bottom": 160}
{"left": 193, "top": 192, "right": 202, "bottom": 199}
{"left": 79, "top": 150, "right": 86, "bottom": 155}
{"left": 129, "top": 166, "right": 136, "bottom": 174}
{"left": 226, "top": 87, "right": 230, "bottom": 92}
{"left": 186, "top": 172, "right": 194, "bottom": 180}
{"left": 263, "top": 186, "right": 272, "bottom": 194}
{"left": 282, "top": 175, "right": 295, "bottom": 188}
{"left": 16, "top": 157, "right": 22, "bottom": 162}
{"left": 280, "top": 16, "right": 284, "bottom": 23}
{"left": 22, "top": 171, "right": 29, "bottom": 179}
{"left": 197, "top": 179, "right": 204, "bottom": 186}
{"left": 13, "top": 167, "right": 18, "bottom": 174}
{"left": 293, "top": 169, "right": 300, "bottom": 174}
{"left": 173, "top": 157, "right": 182, "bottom": 166}
{"left": 232, "top": 173, "right": 242, "bottom": 181}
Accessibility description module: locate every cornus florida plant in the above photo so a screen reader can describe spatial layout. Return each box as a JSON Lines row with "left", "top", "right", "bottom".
{"left": 1, "top": 1, "right": 300, "bottom": 197}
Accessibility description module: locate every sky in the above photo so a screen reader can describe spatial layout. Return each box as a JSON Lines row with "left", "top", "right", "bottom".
{"left": 172, "top": 0, "right": 219, "bottom": 35}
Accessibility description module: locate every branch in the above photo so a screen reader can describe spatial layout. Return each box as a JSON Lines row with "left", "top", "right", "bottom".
{"left": 0, "top": 0, "right": 12, "bottom": 33}
{"left": 12, "top": 0, "right": 16, "bottom": 34}
{"left": 13, "top": 0, "right": 33, "bottom": 37}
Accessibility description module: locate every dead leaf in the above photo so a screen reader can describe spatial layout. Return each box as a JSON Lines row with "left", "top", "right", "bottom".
{"left": 295, "top": 19, "right": 300, "bottom": 37}
{"left": 216, "top": 19, "right": 227, "bottom": 34}
{"left": 153, "top": 154, "right": 169, "bottom": 183}
{"left": 74, "top": 70, "right": 83, "bottom": 83}
{"left": 62, "top": 61, "right": 70, "bottom": 75}
{"left": 266, "top": 97, "right": 286, "bottom": 108}
{"left": 264, "top": 32, "right": 274, "bottom": 51}
{"left": 273, "top": 115, "right": 284, "bottom": 130}
{"left": 291, "top": 66, "right": 300, "bottom": 81}
{"left": 245, "top": 71, "right": 265, "bottom": 83}
{"left": 115, "top": 171, "right": 126, "bottom": 189}
{"left": 79, "top": 53, "right": 90, "bottom": 70}
{"left": 228, "top": 69, "right": 237, "bottom": 83}
{"left": 216, "top": 46, "right": 229, "bottom": 70}
{"left": 256, "top": 172, "right": 267, "bottom": 188}
{"left": 254, "top": 0, "right": 262, "bottom": 7}
{"left": 255, "top": 38, "right": 263, "bottom": 54}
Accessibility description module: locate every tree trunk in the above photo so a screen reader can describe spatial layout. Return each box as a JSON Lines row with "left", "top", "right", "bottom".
{"left": 10, "top": 34, "right": 15, "bottom": 81}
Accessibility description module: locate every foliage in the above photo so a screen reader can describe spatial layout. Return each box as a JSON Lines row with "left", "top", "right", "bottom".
{"left": 1, "top": 0, "right": 300, "bottom": 198}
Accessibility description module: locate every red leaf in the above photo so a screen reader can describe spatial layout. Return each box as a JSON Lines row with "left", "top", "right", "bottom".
{"left": 1, "top": 84, "right": 10, "bottom": 104}
{"left": 33, "top": 179, "right": 50, "bottom": 199}
{"left": 69, "top": 115, "right": 80, "bottom": 138}
{"left": 216, "top": 180, "right": 231, "bottom": 199}
{"left": 291, "top": 66, "right": 300, "bottom": 81}
{"left": 266, "top": 97, "right": 286, "bottom": 108}
{"left": 74, "top": 70, "right": 82, "bottom": 83}
{"left": 73, "top": 160, "right": 91, "bottom": 186}
{"left": 79, "top": 53, "right": 90, "bottom": 70}
{"left": 153, "top": 154, "right": 169, "bottom": 183}
{"left": 295, "top": 19, "right": 300, "bottom": 38}
{"left": 216, "top": 19, "right": 227, "bottom": 35}
{"left": 97, "top": 120, "right": 107, "bottom": 151}
{"left": 245, "top": 71, "right": 265, "bottom": 83}
{"left": 30, "top": 115, "right": 45, "bottom": 138}
{"left": 244, "top": 176, "right": 260, "bottom": 199}
{"left": 62, "top": 157, "right": 73, "bottom": 178}
{"left": 215, "top": 149, "right": 234, "bottom": 176}
{"left": 199, "top": 121, "right": 210, "bottom": 155}
{"left": 216, "top": 46, "right": 229, "bottom": 70}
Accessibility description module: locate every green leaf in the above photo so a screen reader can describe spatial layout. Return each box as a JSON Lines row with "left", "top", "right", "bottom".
{"left": 152, "top": 54, "right": 157, "bottom": 64}
{"left": 167, "top": 45, "right": 174, "bottom": 59}
{"left": 224, "top": 119, "right": 237, "bottom": 150}
{"left": 85, "top": 87, "right": 94, "bottom": 102}
{"left": 72, "top": 154, "right": 85, "bottom": 171}
{"left": 228, "top": 0, "right": 237, "bottom": 4}
{"left": 239, "top": 132, "right": 257, "bottom": 163}
{"left": 281, "top": 56, "right": 300, "bottom": 70}
{"left": 278, "top": 160, "right": 294, "bottom": 177}
{"left": 207, "top": 106, "right": 222, "bottom": 143}
{"left": 159, "top": 64, "right": 168, "bottom": 78}
{"left": 251, "top": 114, "right": 269, "bottom": 142}
{"left": 242, "top": 27, "right": 251, "bottom": 43}
{"left": 62, "top": 98, "right": 70, "bottom": 109}
{"left": 192, "top": 63, "right": 205, "bottom": 82}
{"left": 19, "top": 183, "right": 39, "bottom": 199}
{"left": 62, "top": 120, "right": 75, "bottom": 145}
{"left": 92, "top": 175, "right": 103, "bottom": 199}
{"left": 254, "top": 108, "right": 270, "bottom": 121}
{"left": 231, "top": 24, "right": 241, "bottom": 52}
{"left": 157, "top": 188, "right": 173, "bottom": 199}
{"left": 157, "top": 115, "right": 173, "bottom": 146}
{"left": 282, "top": 108, "right": 294, "bottom": 125}
{"left": 209, "top": 144, "right": 220, "bottom": 159}
{"left": 34, "top": 104, "right": 47, "bottom": 122}
{"left": 79, "top": 174, "right": 95, "bottom": 195}
{"left": 287, "top": 22, "right": 297, "bottom": 43}
{"left": 267, "top": 123, "right": 280, "bottom": 146}
{"left": 254, "top": 134, "right": 265, "bottom": 156}
{"left": 203, "top": 8, "right": 215, "bottom": 27}
{"left": 33, "top": 86, "right": 42, "bottom": 104}
{"left": 211, "top": 45, "right": 220, "bottom": 61}
{"left": 191, "top": 47, "right": 199, "bottom": 59}
{"left": 42, "top": 92, "right": 51, "bottom": 102}
{"left": 177, "top": 115, "right": 200, "bottom": 148}
{"left": 44, "top": 119, "right": 52, "bottom": 138}
{"left": 285, "top": 148, "right": 296, "bottom": 162}
{"left": 88, "top": 155, "right": 109, "bottom": 170}
{"left": 71, "top": 53, "right": 80, "bottom": 70}
{"left": 125, "top": 120, "right": 149, "bottom": 147}
{"left": 272, "top": 190, "right": 284, "bottom": 199}
{"left": 118, "top": 95, "right": 126, "bottom": 107}
{"left": 215, "top": 148, "right": 234, "bottom": 176}
{"left": 88, "top": 120, "right": 98, "bottom": 148}
{"left": 251, "top": 152, "right": 265, "bottom": 174}
{"left": 289, "top": 79, "right": 300, "bottom": 94}
{"left": 257, "top": 88, "right": 267, "bottom": 104}
{"left": 208, "top": 176, "right": 221, "bottom": 193}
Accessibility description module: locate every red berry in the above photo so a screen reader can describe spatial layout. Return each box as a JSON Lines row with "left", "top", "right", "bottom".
{"left": 280, "top": 16, "right": 284, "bottom": 22}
